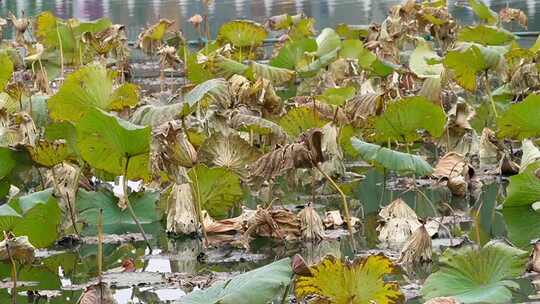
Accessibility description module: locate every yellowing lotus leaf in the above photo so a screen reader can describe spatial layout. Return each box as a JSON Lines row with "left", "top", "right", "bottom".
{"left": 217, "top": 20, "right": 268, "bottom": 48}
{"left": 294, "top": 254, "right": 404, "bottom": 304}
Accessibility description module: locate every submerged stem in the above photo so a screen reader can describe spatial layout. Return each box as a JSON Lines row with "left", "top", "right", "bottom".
{"left": 122, "top": 157, "right": 152, "bottom": 252}
{"left": 3, "top": 232, "right": 16, "bottom": 304}
{"left": 485, "top": 71, "right": 498, "bottom": 118}
{"left": 314, "top": 164, "right": 353, "bottom": 236}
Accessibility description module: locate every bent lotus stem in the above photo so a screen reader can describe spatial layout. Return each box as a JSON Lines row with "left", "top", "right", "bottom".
{"left": 3, "top": 232, "right": 16, "bottom": 304}
{"left": 56, "top": 22, "right": 64, "bottom": 79}
{"left": 123, "top": 157, "right": 152, "bottom": 253}
{"left": 314, "top": 164, "right": 354, "bottom": 236}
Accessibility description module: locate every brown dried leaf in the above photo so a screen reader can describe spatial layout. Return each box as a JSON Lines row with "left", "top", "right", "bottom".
{"left": 432, "top": 152, "right": 472, "bottom": 180}
{"left": 298, "top": 203, "right": 325, "bottom": 241}
{"left": 323, "top": 210, "right": 344, "bottom": 228}
{"left": 399, "top": 225, "right": 432, "bottom": 264}
{"left": 166, "top": 183, "right": 199, "bottom": 235}
{"left": 242, "top": 206, "right": 301, "bottom": 247}
{"left": 500, "top": 8, "right": 528, "bottom": 28}
{"left": 0, "top": 235, "right": 35, "bottom": 265}
{"left": 250, "top": 128, "right": 324, "bottom": 181}
{"left": 78, "top": 282, "right": 117, "bottom": 304}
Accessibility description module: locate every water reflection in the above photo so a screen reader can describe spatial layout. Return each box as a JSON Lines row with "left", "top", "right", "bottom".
{"left": 2, "top": 0, "right": 540, "bottom": 41}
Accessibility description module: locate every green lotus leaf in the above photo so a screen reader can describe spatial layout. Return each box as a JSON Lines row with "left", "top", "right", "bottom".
{"left": 0, "top": 189, "right": 61, "bottom": 248}
{"left": 336, "top": 24, "right": 369, "bottom": 39}
{"left": 0, "top": 52, "right": 13, "bottom": 91}
{"left": 295, "top": 255, "right": 404, "bottom": 304}
{"left": 109, "top": 83, "right": 140, "bottom": 110}
{"left": 77, "top": 188, "right": 159, "bottom": 229}
{"left": 458, "top": 25, "right": 515, "bottom": 46}
{"left": 217, "top": 20, "right": 268, "bottom": 48}
{"left": 502, "top": 206, "right": 540, "bottom": 248}
{"left": 504, "top": 161, "right": 540, "bottom": 207}
{"left": 214, "top": 56, "right": 249, "bottom": 78}
{"left": 409, "top": 40, "right": 443, "bottom": 78}
{"left": 27, "top": 139, "right": 69, "bottom": 168}
{"left": 34, "top": 12, "right": 112, "bottom": 62}
{"left": 422, "top": 241, "right": 528, "bottom": 303}
{"left": 0, "top": 147, "right": 16, "bottom": 180}
{"left": 181, "top": 258, "right": 292, "bottom": 304}
{"left": 520, "top": 140, "right": 540, "bottom": 172}
{"left": 184, "top": 78, "right": 230, "bottom": 109}
{"left": 498, "top": 94, "right": 540, "bottom": 139}
{"left": 289, "top": 18, "right": 316, "bottom": 40}
{"left": 339, "top": 39, "right": 365, "bottom": 59}
{"left": 188, "top": 164, "right": 243, "bottom": 219}
{"left": 248, "top": 61, "right": 295, "bottom": 85}
{"left": 270, "top": 38, "right": 317, "bottom": 70}
{"left": 297, "top": 48, "right": 339, "bottom": 78}
{"left": 351, "top": 138, "right": 433, "bottom": 176}
{"left": 317, "top": 86, "right": 356, "bottom": 106}
{"left": 44, "top": 122, "right": 79, "bottom": 158}
{"left": 48, "top": 64, "right": 139, "bottom": 122}
{"left": 278, "top": 107, "right": 329, "bottom": 138}
{"left": 131, "top": 103, "right": 184, "bottom": 127}
{"left": 372, "top": 96, "right": 445, "bottom": 142}
{"left": 468, "top": 0, "right": 498, "bottom": 25}
{"left": 75, "top": 108, "right": 151, "bottom": 180}
{"left": 316, "top": 28, "right": 341, "bottom": 57}
{"left": 443, "top": 44, "right": 487, "bottom": 91}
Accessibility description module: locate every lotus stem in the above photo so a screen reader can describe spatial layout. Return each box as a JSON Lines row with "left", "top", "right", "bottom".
{"left": 280, "top": 280, "right": 292, "bottom": 304}
{"left": 190, "top": 168, "right": 209, "bottom": 247}
{"left": 485, "top": 71, "right": 498, "bottom": 118}
{"left": 56, "top": 22, "right": 64, "bottom": 79}
{"left": 3, "top": 232, "right": 16, "bottom": 304}
{"left": 97, "top": 208, "right": 103, "bottom": 281}
{"left": 122, "top": 157, "right": 152, "bottom": 253}
{"left": 314, "top": 164, "right": 353, "bottom": 236}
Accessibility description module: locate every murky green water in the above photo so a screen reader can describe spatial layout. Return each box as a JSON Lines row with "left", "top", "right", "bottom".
{"left": 2, "top": 0, "right": 540, "bottom": 41}
{"left": 1, "top": 169, "right": 536, "bottom": 303}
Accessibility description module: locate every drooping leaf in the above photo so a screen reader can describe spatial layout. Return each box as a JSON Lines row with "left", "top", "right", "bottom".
{"left": 278, "top": 107, "right": 329, "bottom": 138}
{"left": 373, "top": 96, "right": 446, "bottom": 142}
{"left": 498, "top": 94, "right": 540, "bottom": 139}
{"left": 75, "top": 108, "right": 151, "bottom": 180}
{"left": 0, "top": 52, "right": 13, "bottom": 91}
{"left": 48, "top": 64, "right": 139, "bottom": 122}
{"left": 521, "top": 140, "right": 540, "bottom": 172}
{"left": 443, "top": 45, "right": 487, "bottom": 91}
{"left": 409, "top": 40, "right": 443, "bottom": 78}
{"left": 229, "top": 113, "right": 288, "bottom": 140}
{"left": 468, "top": 0, "right": 498, "bottom": 25}
{"left": 0, "top": 189, "right": 61, "bottom": 248}
{"left": 317, "top": 86, "right": 356, "bottom": 106}
{"left": 351, "top": 138, "right": 433, "bottom": 176}
{"left": 181, "top": 258, "right": 292, "bottom": 304}
{"left": 131, "top": 103, "right": 184, "bottom": 127}
{"left": 217, "top": 20, "right": 268, "bottom": 48}
{"left": 504, "top": 161, "right": 540, "bottom": 207}
{"left": 422, "top": 241, "right": 528, "bottom": 303}
{"left": 315, "top": 28, "right": 341, "bottom": 57}
{"left": 294, "top": 255, "right": 404, "bottom": 304}
{"left": 248, "top": 61, "right": 295, "bottom": 85}
{"left": 77, "top": 189, "right": 159, "bottom": 228}
{"left": 199, "top": 133, "right": 261, "bottom": 177}
{"left": 502, "top": 206, "right": 540, "bottom": 248}
{"left": 458, "top": 25, "right": 515, "bottom": 46}
{"left": 188, "top": 164, "right": 243, "bottom": 219}
{"left": 184, "top": 78, "right": 230, "bottom": 110}
{"left": 270, "top": 38, "right": 317, "bottom": 70}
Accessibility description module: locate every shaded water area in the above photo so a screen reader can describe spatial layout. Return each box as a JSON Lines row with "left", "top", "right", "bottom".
{"left": 2, "top": 167, "right": 540, "bottom": 303}
{"left": 2, "top": 0, "right": 540, "bottom": 40}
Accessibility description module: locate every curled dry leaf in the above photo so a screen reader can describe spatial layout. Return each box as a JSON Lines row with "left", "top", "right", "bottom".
{"left": 153, "top": 121, "right": 198, "bottom": 173}
{"left": 323, "top": 210, "right": 344, "bottom": 228}
{"left": 158, "top": 45, "right": 183, "bottom": 69}
{"left": 8, "top": 11, "right": 29, "bottom": 44}
{"left": 0, "top": 235, "right": 35, "bottom": 265}
{"left": 188, "top": 14, "right": 203, "bottom": 28}
{"left": 432, "top": 152, "right": 472, "bottom": 180}
{"left": 166, "top": 183, "right": 199, "bottom": 235}
{"left": 250, "top": 128, "right": 324, "bottom": 181}
{"left": 425, "top": 297, "right": 461, "bottom": 304}
{"left": 77, "top": 282, "right": 117, "bottom": 304}
{"left": 479, "top": 128, "right": 502, "bottom": 169}
{"left": 499, "top": 153, "right": 520, "bottom": 176}
{"left": 447, "top": 175, "right": 468, "bottom": 197}
{"left": 203, "top": 208, "right": 256, "bottom": 234}
{"left": 499, "top": 8, "right": 528, "bottom": 28}
{"left": 399, "top": 225, "right": 432, "bottom": 265}
{"left": 137, "top": 19, "right": 175, "bottom": 54}
{"left": 378, "top": 198, "right": 422, "bottom": 249}
{"left": 298, "top": 203, "right": 325, "bottom": 241}
{"left": 528, "top": 241, "right": 540, "bottom": 273}
{"left": 242, "top": 206, "right": 301, "bottom": 247}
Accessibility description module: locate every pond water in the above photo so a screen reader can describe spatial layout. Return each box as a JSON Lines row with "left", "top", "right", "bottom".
{"left": 1, "top": 0, "right": 540, "bottom": 40}
{"left": 2, "top": 169, "right": 539, "bottom": 303}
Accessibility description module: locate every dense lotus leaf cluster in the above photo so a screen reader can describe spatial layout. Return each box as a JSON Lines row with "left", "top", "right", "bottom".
{"left": 0, "top": 0, "right": 540, "bottom": 303}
